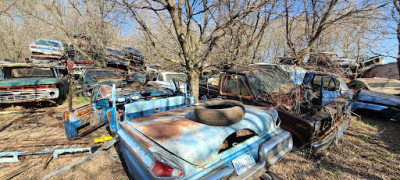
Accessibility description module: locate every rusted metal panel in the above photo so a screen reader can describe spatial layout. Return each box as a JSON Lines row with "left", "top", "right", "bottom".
{"left": 130, "top": 105, "right": 277, "bottom": 166}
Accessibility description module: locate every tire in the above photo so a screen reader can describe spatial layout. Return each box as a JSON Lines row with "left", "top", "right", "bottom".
{"left": 194, "top": 99, "right": 245, "bottom": 126}
{"left": 261, "top": 171, "right": 281, "bottom": 180}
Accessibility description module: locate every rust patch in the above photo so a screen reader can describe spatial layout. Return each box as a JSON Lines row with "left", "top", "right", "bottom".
{"left": 107, "top": 110, "right": 112, "bottom": 124}
{"left": 121, "top": 123, "right": 152, "bottom": 149}
{"left": 236, "top": 129, "right": 255, "bottom": 137}
{"left": 131, "top": 108, "right": 193, "bottom": 123}
{"left": 76, "top": 106, "right": 94, "bottom": 119}
{"left": 99, "top": 85, "right": 112, "bottom": 97}
{"left": 139, "top": 116, "right": 201, "bottom": 142}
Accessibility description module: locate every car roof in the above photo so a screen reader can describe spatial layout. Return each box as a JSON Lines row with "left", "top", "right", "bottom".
{"left": 0, "top": 63, "right": 54, "bottom": 68}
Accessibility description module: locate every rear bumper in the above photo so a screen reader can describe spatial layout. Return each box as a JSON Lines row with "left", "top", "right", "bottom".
{"left": 311, "top": 116, "right": 351, "bottom": 152}
{"left": 203, "top": 130, "right": 293, "bottom": 180}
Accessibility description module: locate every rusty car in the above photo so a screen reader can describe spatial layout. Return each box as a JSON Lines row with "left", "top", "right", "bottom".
{"left": 115, "top": 98, "right": 292, "bottom": 179}
{"left": 64, "top": 80, "right": 195, "bottom": 139}
{"left": 199, "top": 66, "right": 352, "bottom": 152}
{"left": 78, "top": 67, "right": 125, "bottom": 96}
{"left": 0, "top": 63, "right": 68, "bottom": 105}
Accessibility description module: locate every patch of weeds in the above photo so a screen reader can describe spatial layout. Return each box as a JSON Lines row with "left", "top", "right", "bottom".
{"left": 372, "top": 125, "right": 379, "bottom": 129}
{"left": 353, "top": 137, "right": 362, "bottom": 144}
{"left": 71, "top": 165, "right": 77, "bottom": 171}
{"left": 371, "top": 152, "right": 377, "bottom": 159}
{"left": 326, "top": 168, "right": 341, "bottom": 179}
{"left": 387, "top": 153, "right": 394, "bottom": 160}
{"left": 71, "top": 94, "right": 91, "bottom": 107}
{"left": 360, "top": 133, "right": 371, "bottom": 143}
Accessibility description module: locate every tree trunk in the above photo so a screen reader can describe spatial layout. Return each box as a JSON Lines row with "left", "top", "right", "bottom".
{"left": 397, "top": 20, "right": 400, "bottom": 75}
{"left": 188, "top": 70, "right": 200, "bottom": 101}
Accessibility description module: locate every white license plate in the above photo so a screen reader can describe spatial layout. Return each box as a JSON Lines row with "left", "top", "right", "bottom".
{"left": 232, "top": 152, "right": 256, "bottom": 175}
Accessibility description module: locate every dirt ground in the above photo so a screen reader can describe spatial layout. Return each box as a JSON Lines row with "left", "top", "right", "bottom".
{"left": 0, "top": 103, "right": 399, "bottom": 180}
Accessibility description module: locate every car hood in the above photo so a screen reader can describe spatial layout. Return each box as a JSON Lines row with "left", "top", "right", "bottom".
{"left": 368, "top": 87, "right": 400, "bottom": 96}
{"left": 358, "top": 90, "right": 400, "bottom": 106}
{"left": 128, "top": 105, "right": 277, "bottom": 166}
{"left": 0, "top": 77, "right": 59, "bottom": 87}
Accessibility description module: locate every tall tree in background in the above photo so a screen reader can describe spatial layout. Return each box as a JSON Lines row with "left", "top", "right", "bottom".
{"left": 284, "top": 0, "right": 385, "bottom": 65}
{"left": 120, "top": 0, "right": 278, "bottom": 99}
{"left": 392, "top": 0, "right": 400, "bottom": 75}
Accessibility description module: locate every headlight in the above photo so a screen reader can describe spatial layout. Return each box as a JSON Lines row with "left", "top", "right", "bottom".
{"left": 131, "top": 96, "right": 140, "bottom": 100}
{"left": 117, "top": 97, "right": 126, "bottom": 102}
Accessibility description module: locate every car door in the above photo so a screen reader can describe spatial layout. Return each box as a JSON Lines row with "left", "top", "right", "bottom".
{"left": 63, "top": 85, "right": 111, "bottom": 139}
{"left": 321, "top": 76, "right": 339, "bottom": 105}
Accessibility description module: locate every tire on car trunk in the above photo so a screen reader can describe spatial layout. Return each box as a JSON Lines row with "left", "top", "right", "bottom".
{"left": 194, "top": 99, "right": 245, "bottom": 126}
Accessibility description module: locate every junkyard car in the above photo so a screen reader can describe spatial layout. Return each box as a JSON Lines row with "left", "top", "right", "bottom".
{"left": 351, "top": 90, "right": 400, "bottom": 122}
{"left": 115, "top": 99, "right": 292, "bottom": 179}
{"left": 106, "top": 48, "right": 131, "bottom": 69}
{"left": 126, "top": 72, "right": 147, "bottom": 84}
{"left": 0, "top": 64, "right": 68, "bottom": 104}
{"left": 30, "top": 38, "right": 64, "bottom": 56}
{"left": 200, "top": 66, "right": 352, "bottom": 152}
{"left": 348, "top": 78, "right": 400, "bottom": 96}
{"left": 79, "top": 67, "right": 125, "bottom": 96}
{"left": 146, "top": 71, "right": 188, "bottom": 90}
{"left": 64, "top": 81, "right": 195, "bottom": 139}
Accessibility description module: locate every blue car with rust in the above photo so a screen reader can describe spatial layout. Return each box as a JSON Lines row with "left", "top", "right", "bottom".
{"left": 114, "top": 97, "right": 292, "bottom": 179}
{"left": 64, "top": 81, "right": 194, "bottom": 139}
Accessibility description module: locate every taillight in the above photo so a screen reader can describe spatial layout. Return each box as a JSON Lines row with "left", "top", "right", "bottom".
{"left": 31, "top": 46, "right": 38, "bottom": 49}
{"left": 56, "top": 49, "right": 64, "bottom": 52}
{"left": 151, "top": 160, "right": 183, "bottom": 177}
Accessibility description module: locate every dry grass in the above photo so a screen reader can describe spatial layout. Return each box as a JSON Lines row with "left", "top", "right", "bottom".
{"left": 270, "top": 115, "right": 400, "bottom": 180}
{"left": 0, "top": 102, "right": 399, "bottom": 180}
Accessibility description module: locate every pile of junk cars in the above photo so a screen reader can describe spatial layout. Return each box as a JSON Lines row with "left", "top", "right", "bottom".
{"left": 1, "top": 47, "right": 399, "bottom": 178}
{"left": 60, "top": 62, "right": 400, "bottom": 179}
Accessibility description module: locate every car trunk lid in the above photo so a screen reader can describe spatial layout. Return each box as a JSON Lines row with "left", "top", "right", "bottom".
{"left": 127, "top": 105, "right": 276, "bottom": 167}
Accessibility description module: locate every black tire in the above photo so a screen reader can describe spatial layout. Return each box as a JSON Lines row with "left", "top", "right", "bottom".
{"left": 261, "top": 171, "right": 281, "bottom": 180}
{"left": 194, "top": 99, "right": 245, "bottom": 126}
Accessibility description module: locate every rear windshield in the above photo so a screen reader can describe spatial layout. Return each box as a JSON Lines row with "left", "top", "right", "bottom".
{"left": 36, "top": 40, "right": 60, "bottom": 48}
{"left": 85, "top": 71, "right": 121, "bottom": 79}
{"left": 164, "top": 74, "right": 187, "bottom": 82}
{"left": 247, "top": 67, "right": 294, "bottom": 96}
{"left": 2, "top": 67, "right": 55, "bottom": 79}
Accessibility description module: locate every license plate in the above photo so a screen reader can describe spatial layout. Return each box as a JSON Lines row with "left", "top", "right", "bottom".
{"left": 232, "top": 152, "right": 256, "bottom": 175}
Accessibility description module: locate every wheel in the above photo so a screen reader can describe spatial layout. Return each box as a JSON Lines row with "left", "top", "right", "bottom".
{"left": 194, "top": 99, "right": 245, "bottom": 126}
{"left": 260, "top": 171, "right": 281, "bottom": 180}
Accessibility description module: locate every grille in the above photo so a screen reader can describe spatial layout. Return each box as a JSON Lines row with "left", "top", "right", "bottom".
{"left": 0, "top": 88, "right": 59, "bottom": 103}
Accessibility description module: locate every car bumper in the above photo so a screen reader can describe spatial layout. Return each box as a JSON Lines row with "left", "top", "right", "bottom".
{"left": 202, "top": 130, "right": 293, "bottom": 180}
{"left": 311, "top": 116, "right": 351, "bottom": 152}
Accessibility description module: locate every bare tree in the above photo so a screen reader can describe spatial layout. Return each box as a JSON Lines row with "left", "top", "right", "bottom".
{"left": 284, "top": 0, "right": 386, "bottom": 65}
{"left": 119, "top": 0, "right": 277, "bottom": 99}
